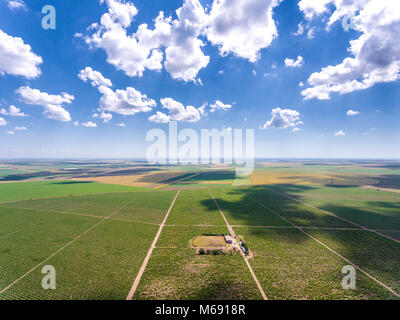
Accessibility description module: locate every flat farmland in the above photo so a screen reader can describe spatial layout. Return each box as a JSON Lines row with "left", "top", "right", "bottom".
{"left": 210, "top": 187, "right": 291, "bottom": 227}
{"left": 5, "top": 191, "right": 176, "bottom": 223}
{"left": 1, "top": 163, "right": 400, "bottom": 300}
{"left": 238, "top": 227, "right": 394, "bottom": 299}
{"left": 239, "top": 186, "right": 355, "bottom": 228}
{"left": 165, "top": 189, "right": 226, "bottom": 225}
{"left": 131, "top": 190, "right": 263, "bottom": 299}
{"left": 132, "top": 247, "right": 262, "bottom": 300}
{"left": 0, "top": 180, "right": 143, "bottom": 203}
{"left": 0, "top": 190, "right": 175, "bottom": 300}
{"left": 134, "top": 228, "right": 262, "bottom": 299}
{"left": 1, "top": 220, "right": 158, "bottom": 300}
{"left": 233, "top": 186, "right": 400, "bottom": 299}
{"left": 267, "top": 185, "right": 400, "bottom": 230}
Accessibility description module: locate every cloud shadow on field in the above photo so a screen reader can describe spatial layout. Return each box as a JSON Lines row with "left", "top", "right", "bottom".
{"left": 199, "top": 184, "right": 400, "bottom": 296}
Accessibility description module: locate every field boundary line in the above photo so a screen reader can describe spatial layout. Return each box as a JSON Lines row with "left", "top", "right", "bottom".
{"left": 232, "top": 225, "right": 363, "bottom": 231}
{"left": 155, "top": 173, "right": 200, "bottom": 190}
{"left": 0, "top": 205, "right": 105, "bottom": 220}
{"left": 126, "top": 190, "right": 181, "bottom": 300}
{"left": 0, "top": 223, "right": 39, "bottom": 240}
{"left": 250, "top": 196, "right": 400, "bottom": 298}
{"left": 109, "top": 217, "right": 159, "bottom": 226}
{"left": 0, "top": 205, "right": 160, "bottom": 226}
{"left": 0, "top": 189, "right": 166, "bottom": 205}
{"left": 209, "top": 189, "right": 268, "bottom": 301}
{"left": 263, "top": 186, "right": 400, "bottom": 245}
{"left": 164, "top": 224, "right": 227, "bottom": 227}
{"left": 0, "top": 199, "right": 135, "bottom": 296}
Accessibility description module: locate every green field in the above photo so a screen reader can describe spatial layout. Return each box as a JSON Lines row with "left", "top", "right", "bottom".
{"left": 0, "top": 181, "right": 146, "bottom": 203}
{"left": 1, "top": 162, "right": 400, "bottom": 300}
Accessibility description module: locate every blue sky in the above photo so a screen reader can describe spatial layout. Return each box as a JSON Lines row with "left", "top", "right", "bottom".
{"left": 0, "top": 0, "right": 399, "bottom": 159}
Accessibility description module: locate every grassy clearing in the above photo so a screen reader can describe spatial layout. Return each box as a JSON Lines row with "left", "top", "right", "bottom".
{"left": 0, "top": 181, "right": 145, "bottom": 203}
{"left": 166, "top": 189, "right": 226, "bottom": 225}
{"left": 192, "top": 235, "right": 226, "bottom": 248}
{"left": 0, "top": 220, "right": 158, "bottom": 300}
{"left": 240, "top": 227, "right": 395, "bottom": 300}
{"left": 156, "top": 226, "right": 228, "bottom": 249}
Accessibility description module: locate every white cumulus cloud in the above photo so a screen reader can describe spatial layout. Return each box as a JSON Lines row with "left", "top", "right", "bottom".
{"left": 0, "top": 117, "right": 7, "bottom": 126}
{"left": 163, "top": 0, "right": 210, "bottom": 82}
{"left": 335, "top": 130, "right": 346, "bottom": 136}
{"left": 78, "top": 67, "right": 112, "bottom": 87}
{"left": 209, "top": 100, "right": 232, "bottom": 112}
{"left": 298, "top": 0, "right": 333, "bottom": 20}
{"left": 285, "top": 56, "right": 304, "bottom": 68}
{"left": 261, "top": 108, "right": 303, "bottom": 130}
{"left": 84, "top": 0, "right": 284, "bottom": 81}
{"left": 347, "top": 109, "right": 360, "bottom": 116}
{"left": 82, "top": 121, "right": 97, "bottom": 128}
{"left": 98, "top": 86, "right": 156, "bottom": 116}
{"left": 13, "top": 126, "right": 26, "bottom": 130}
{"left": 300, "top": 0, "right": 400, "bottom": 100}
{"left": 0, "top": 105, "right": 28, "bottom": 117}
{"left": 206, "top": 0, "right": 282, "bottom": 62}
{"left": 79, "top": 66, "right": 157, "bottom": 117}
{"left": 15, "top": 86, "right": 74, "bottom": 122}
{"left": 93, "top": 110, "right": 113, "bottom": 123}
{"left": 293, "top": 22, "right": 305, "bottom": 36}
{"left": 148, "top": 97, "right": 202, "bottom": 123}
{"left": 0, "top": 29, "right": 42, "bottom": 78}
{"left": 7, "top": 0, "right": 27, "bottom": 11}
{"left": 85, "top": 0, "right": 209, "bottom": 82}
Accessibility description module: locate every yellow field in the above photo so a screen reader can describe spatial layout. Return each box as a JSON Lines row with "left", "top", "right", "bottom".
{"left": 191, "top": 235, "right": 227, "bottom": 248}
{"left": 75, "top": 171, "right": 185, "bottom": 188}
{"left": 250, "top": 170, "right": 378, "bottom": 186}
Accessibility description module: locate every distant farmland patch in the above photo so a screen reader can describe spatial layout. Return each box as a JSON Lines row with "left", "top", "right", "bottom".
{"left": 0, "top": 181, "right": 145, "bottom": 203}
